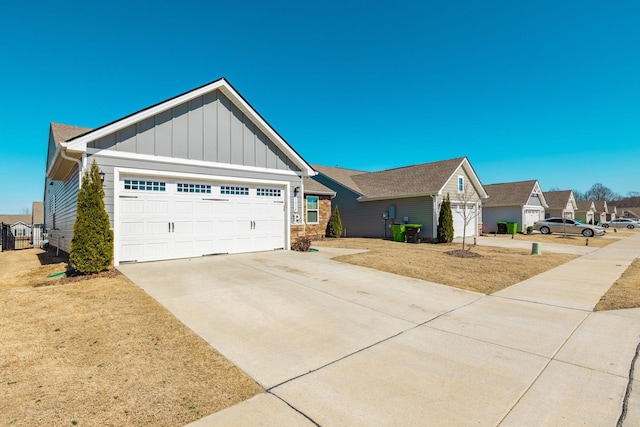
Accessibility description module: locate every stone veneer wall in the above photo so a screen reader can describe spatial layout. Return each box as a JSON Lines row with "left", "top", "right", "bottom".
{"left": 290, "top": 195, "right": 333, "bottom": 242}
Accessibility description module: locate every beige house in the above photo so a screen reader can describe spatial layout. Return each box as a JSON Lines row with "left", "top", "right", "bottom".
{"left": 482, "top": 180, "right": 547, "bottom": 233}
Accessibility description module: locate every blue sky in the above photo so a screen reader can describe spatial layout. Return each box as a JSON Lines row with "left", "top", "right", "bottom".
{"left": 1, "top": 1, "right": 638, "bottom": 213}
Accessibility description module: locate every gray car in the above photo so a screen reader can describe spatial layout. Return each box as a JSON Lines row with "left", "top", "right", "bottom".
{"left": 600, "top": 218, "right": 638, "bottom": 229}
{"left": 533, "top": 217, "right": 605, "bottom": 237}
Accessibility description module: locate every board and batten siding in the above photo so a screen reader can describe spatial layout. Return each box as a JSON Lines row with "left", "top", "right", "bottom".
{"left": 88, "top": 90, "right": 298, "bottom": 173}
{"left": 44, "top": 164, "right": 80, "bottom": 254}
{"left": 90, "top": 153, "right": 301, "bottom": 228}
{"left": 527, "top": 193, "right": 544, "bottom": 206}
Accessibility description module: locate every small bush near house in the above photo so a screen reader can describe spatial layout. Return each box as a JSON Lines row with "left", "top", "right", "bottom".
{"left": 526, "top": 226, "right": 534, "bottom": 235}
{"left": 70, "top": 160, "right": 114, "bottom": 274}
{"left": 326, "top": 205, "right": 343, "bottom": 238}
{"left": 437, "top": 193, "right": 454, "bottom": 243}
{"left": 292, "top": 235, "right": 312, "bottom": 252}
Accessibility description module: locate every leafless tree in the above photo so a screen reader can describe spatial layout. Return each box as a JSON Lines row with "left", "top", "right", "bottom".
{"left": 454, "top": 182, "right": 482, "bottom": 251}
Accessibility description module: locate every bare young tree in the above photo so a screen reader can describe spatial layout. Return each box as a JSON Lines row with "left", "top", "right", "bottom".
{"left": 454, "top": 182, "right": 482, "bottom": 251}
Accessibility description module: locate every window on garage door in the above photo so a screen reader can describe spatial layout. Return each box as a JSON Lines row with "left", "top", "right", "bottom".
{"left": 177, "top": 183, "right": 211, "bottom": 193}
{"left": 124, "top": 179, "right": 166, "bottom": 191}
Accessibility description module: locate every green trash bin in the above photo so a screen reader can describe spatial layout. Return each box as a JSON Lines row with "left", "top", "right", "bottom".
{"left": 391, "top": 224, "right": 406, "bottom": 242}
{"left": 506, "top": 222, "right": 519, "bottom": 235}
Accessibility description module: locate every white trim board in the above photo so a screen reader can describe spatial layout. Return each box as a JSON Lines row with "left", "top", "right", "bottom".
{"left": 89, "top": 148, "right": 300, "bottom": 178}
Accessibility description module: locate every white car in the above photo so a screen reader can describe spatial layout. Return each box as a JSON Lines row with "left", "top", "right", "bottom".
{"left": 600, "top": 218, "right": 638, "bottom": 229}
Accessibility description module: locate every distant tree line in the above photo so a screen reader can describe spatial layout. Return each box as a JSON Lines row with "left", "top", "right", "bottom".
{"left": 547, "top": 183, "right": 640, "bottom": 206}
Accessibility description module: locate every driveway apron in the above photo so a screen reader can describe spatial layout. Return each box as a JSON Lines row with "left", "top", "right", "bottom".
{"left": 119, "top": 234, "right": 640, "bottom": 426}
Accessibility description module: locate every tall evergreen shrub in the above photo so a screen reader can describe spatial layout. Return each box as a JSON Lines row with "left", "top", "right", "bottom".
{"left": 326, "top": 205, "right": 343, "bottom": 238}
{"left": 437, "top": 193, "right": 454, "bottom": 243}
{"left": 70, "top": 160, "right": 113, "bottom": 274}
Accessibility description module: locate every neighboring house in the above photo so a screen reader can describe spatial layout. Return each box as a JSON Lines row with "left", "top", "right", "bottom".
{"left": 290, "top": 176, "right": 336, "bottom": 241}
{"left": 592, "top": 200, "right": 611, "bottom": 223}
{"left": 45, "top": 78, "right": 315, "bottom": 265}
{"left": 621, "top": 208, "right": 640, "bottom": 219}
{"left": 0, "top": 215, "right": 32, "bottom": 237}
{"left": 544, "top": 190, "right": 577, "bottom": 219}
{"left": 606, "top": 205, "right": 618, "bottom": 221}
{"left": 312, "top": 157, "right": 488, "bottom": 240}
{"left": 482, "top": 180, "right": 547, "bottom": 233}
{"left": 32, "top": 201, "right": 44, "bottom": 244}
{"left": 575, "top": 201, "right": 596, "bottom": 224}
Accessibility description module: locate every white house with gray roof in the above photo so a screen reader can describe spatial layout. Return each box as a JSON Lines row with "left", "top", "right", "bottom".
{"left": 45, "top": 78, "right": 316, "bottom": 265}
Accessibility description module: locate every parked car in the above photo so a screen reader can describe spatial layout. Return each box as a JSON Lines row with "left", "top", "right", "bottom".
{"left": 533, "top": 217, "right": 605, "bottom": 237}
{"left": 600, "top": 218, "right": 638, "bottom": 229}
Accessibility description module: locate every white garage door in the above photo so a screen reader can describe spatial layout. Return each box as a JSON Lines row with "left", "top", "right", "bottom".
{"left": 452, "top": 203, "right": 478, "bottom": 238}
{"left": 524, "top": 209, "right": 543, "bottom": 228}
{"left": 118, "top": 178, "right": 286, "bottom": 263}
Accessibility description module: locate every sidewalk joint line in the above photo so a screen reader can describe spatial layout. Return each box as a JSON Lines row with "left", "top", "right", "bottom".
{"left": 268, "top": 392, "right": 321, "bottom": 426}
{"left": 617, "top": 337, "right": 640, "bottom": 427}
{"left": 268, "top": 296, "right": 483, "bottom": 392}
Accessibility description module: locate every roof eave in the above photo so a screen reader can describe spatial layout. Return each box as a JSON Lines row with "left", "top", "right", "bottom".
{"left": 357, "top": 192, "right": 438, "bottom": 203}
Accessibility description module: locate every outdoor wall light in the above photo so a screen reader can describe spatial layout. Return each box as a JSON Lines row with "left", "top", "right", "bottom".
{"left": 294, "top": 186, "right": 300, "bottom": 195}
{"left": 98, "top": 170, "right": 106, "bottom": 185}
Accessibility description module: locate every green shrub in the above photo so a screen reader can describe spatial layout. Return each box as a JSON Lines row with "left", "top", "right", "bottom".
{"left": 326, "top": 205, "right": 343, "bottom": 238}
{"left": 437, "top": 193, "right": 454, "bottom": 243}
{"left": 526, "top": 226, "right": 534, "bottom": 235}
{"left": 70, "top": 160, "right": 113, "bottom": 274}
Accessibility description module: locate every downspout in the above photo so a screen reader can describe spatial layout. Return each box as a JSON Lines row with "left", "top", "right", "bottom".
{"left": 433, "top": 196, "right": 438, "bottom": 239}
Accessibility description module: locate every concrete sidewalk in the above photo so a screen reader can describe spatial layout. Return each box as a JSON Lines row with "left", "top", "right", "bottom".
{"left": 453, "top": 235, "right": 599, "bottom": 255}
{"left": 120, "top": 234, "right": 640, "bottom": 426}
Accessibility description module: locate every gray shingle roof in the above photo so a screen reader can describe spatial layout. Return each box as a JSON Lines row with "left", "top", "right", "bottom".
{"left": 483, "top": 180, "right": 539, "bottom": 207}
{"left": 313, "top": 157, "right": 468, "bottom": 199}
{"left": 0, "top": 215, "right": 32, "bottom": 225}
{"left": 311, "top": 164, "right": 368, "bottom": 195}
{"left": 51, "top": 122, "right": 93, "bottom": 144}
{"left": 575, "top": 201, "right": 594, "bottom": 211}
{"left": 592, "top": 200, "right": 607, "bottom": 213}
{"left": 543, "top": 190, "right": 572, "bottom": 210}
{"left": 304, "top": 176, "right": 335, "bottom": 196}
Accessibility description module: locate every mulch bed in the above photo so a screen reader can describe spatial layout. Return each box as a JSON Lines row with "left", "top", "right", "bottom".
{"left": 445, "top": 249, "right": 483, "bottom": 258}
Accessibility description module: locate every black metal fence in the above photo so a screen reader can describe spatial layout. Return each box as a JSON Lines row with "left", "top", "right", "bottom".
{"left": 1, "top": 223, "right": 45, "bottom": 251}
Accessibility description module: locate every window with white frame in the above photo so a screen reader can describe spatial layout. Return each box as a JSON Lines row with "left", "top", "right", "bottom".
{"left": 220, "top": 186, "right": 249, "bottom": 195}
{"left": 256, "top": 187, "right": 282, "bottom": 197}
{"left": 124, "top": 179, "right": 166, "bottom": 191}
{"left": 457, "top": 176, "right": 464, "bottom": 193}
{"left": 177, "top": 183, "right": 211, "bottom": 194}
{"left": 306, "top": 196, "right": 319, "bottom": 223}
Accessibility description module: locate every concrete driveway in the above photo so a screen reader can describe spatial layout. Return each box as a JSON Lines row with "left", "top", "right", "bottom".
{"left": 119, "top": 236, "right": 640, "bottom": 426}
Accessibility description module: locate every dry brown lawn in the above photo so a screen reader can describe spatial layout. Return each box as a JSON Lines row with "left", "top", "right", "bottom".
{"left": 311, "top": 238, "right": 577, "bottom": 294}
{"left": 594, "top": 257, "right": 640, "bottom": 311}
{"left": 0, "top": 249, "right": 262, "bottom": 426}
